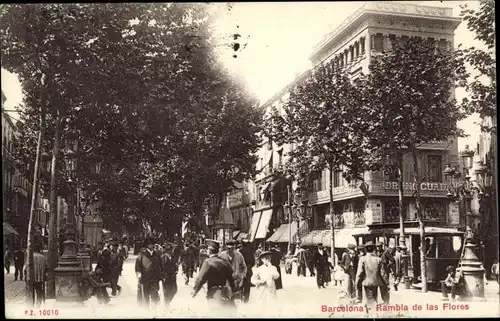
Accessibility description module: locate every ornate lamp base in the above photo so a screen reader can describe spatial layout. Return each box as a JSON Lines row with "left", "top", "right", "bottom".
{"left": 457, "top": 238, "right": 486, "bottom": 300}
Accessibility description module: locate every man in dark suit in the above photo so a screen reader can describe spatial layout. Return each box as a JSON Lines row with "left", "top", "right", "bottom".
{"left": 160, "top": 243, "right": 178, "bottom": 306}
{"left": 239, "top": 240, "right": 255, "bottom": 303}
{"left": 191, "top": 240, "right": 236, "bottom": 311}
{"left": 340, "top": 244, "right": 358, "bottom": 299}
{"left": 356, "top": 241, "right": 388, "bottom": 307}
{"left": 379, "top": 246, "right": 395, "bottom": 303}
{"left": 313, "top": 243, "right": 331, "bottom": 289}
{"left": 13, "top": 247, "right": 25, "bottom": 281}
{"left": 109, "top": 242, "right": 123, "bottom": 296}
{"left": 355, "top": 244, "right": 366, "bottom": 303}
{"left": 270, "top": 243, "right": 283, "bottom": 290}
{"left": 135, "top": 237, "right": 162, "bottom": 308}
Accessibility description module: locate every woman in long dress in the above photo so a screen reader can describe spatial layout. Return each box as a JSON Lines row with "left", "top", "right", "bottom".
{"left": 250, "top": 251, "right": 280, "bottom": 314}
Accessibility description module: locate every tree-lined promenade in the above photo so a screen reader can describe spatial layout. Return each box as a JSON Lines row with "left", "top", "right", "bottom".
{"left": 0, "top": 0, "right": 495, "bottom": 307}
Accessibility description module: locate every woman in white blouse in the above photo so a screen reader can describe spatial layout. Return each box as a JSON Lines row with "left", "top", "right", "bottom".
{"left": 250, "top": 251, "right": 280, "bottom": 311}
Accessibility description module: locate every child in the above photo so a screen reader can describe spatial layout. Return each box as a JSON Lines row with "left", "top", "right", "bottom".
{"left": 333, "top": 264, "right": 345, "bottom": 287}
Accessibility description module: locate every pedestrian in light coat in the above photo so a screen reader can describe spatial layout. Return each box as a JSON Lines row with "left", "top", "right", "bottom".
{"left": 355, "top": 241, "right": 388, "bottom": 307}
{"left": 135, "top": 238, "right": 162, "bottom": 308}
{"left": 251, "top": 251, "right": 280, "bottom": 312}
{"left": 219, "top": 240, "right": 248, "bottom": 294}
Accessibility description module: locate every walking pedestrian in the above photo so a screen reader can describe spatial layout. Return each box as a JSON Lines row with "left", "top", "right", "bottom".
{"left": 94, "top": 247, "right": 112, "bottom": 305}
{"left": 270, "top": 243, "right": 283, "bottom": 290}
{"left": 14, "top": 246, "right": 25, "bottom": 281}
{"left": 4, "top": 246, "right": 12, "bottom": 274}
{"left": 333, "top": 264, "right": 345, "bottom": 287}
{"left": 284, "top": 246, "right": 294, "bottom": 275}
{"left": 135, "top": 237, "right": 162, "bottom": 309}
{"left": 109, "top": 242, "right": 123, "bottom": 296}
{"left": 24, "top": 244, "right": 48, "bottom": 307}
{"left": 306, "top": 247, "right": 316, "bottom": 277}
{"left": 198, "top": 245, "right": 209, "bottom": 272}
{"left": 379, "top": 246, "right": 395, "bottom": 304}
{"left": 250, "top": 251, "right": 280, "bottom": 311}
{"left": 313, "top": 243, "right": 331, "bottom": 289}
{"left": 294, "top": 244, "right": 308, "bottom": 277}
{"left": 239, "top": 240, "right": 255, "bottom": 303}
{"left": 160, "top": 243, "right": 178, "bottom": 306}
{"left": 340, "top": 244, "right": 358, "bottom": 299}
{"left": 179, "top": 243, "right": 196, "bottom": 285}
{"left": 191, "top": 240, "right": 236, "bottom": 312}
{"left": 392, "top": 245, "right": 405, "bottom": 291}
{"left": 375, "top": 242, "right": 384, "bottom": 258}
{"left": 355, "top": 241, "right": 387, "bottom": 308}
{"left": 355, "top": 244, "right": 366, "bottom": 303}
{"left": 219, "top": 240, "right": 248, "bottom": 296}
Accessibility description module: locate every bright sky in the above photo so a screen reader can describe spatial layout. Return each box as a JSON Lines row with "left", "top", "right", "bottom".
{"left": 1, "top": 1, "right": 486, "bottom": 150}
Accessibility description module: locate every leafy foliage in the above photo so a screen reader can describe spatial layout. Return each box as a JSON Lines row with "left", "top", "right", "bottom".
{"left": 460, "top": 0, "right": 496, "bottom": 132}
{"left": 1, "top": 3, "right": 262, "bottom": 236}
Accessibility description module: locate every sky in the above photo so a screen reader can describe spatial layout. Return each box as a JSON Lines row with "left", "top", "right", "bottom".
{"left": 1, "top": 1, "right": 487, "bottom": 150}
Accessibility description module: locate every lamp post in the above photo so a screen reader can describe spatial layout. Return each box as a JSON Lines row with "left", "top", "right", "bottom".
{"left": 443, "top": 145, "right": 486, "bottom": 300}
{"left": 284, "top": 174, "right": 311, "bottom": 253}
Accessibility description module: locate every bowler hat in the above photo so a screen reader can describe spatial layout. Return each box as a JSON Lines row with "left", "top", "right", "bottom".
{"left": 347, "top": 244, "right": 356, "bottom": 250}
{"left": 258, "top": 250, "right": 273, "bottom": 260}
{"left": 206, "top": 239, "right": 220, "bottom": 249}
{"left": 226, "top": 240, "right": 236, "bottom": 248}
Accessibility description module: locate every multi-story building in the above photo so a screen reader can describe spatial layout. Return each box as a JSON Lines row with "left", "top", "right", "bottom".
{"left": 2, "top": 90, "right": 46, "bottom": 248}
{"left": 234, "top": 2, "right": 467, "bottom": 255}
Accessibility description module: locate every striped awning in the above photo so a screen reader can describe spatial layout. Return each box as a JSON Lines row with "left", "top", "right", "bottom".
{"left": 236, "top": 232, "right": 247, "bottom": 241}
{"left": 267, "top": 221, "right": 305, "bottom": 243}
{"left": 3, "top": 222, "right": 19, "bottom": 236}
{"left": 233, "top": 230, "right": 241, "bottom": 239}
{"left": 254, "top": 209, "right": 273, "bottom": 240}
{"left": 300, "top": 229, "right": 357, "bottom": 248}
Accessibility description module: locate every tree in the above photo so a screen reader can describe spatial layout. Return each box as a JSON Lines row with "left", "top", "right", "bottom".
{"left": 360, "top": 36, "right": 467, "bottom": 292}
{"left": 270, "top": 61, "right": 377, "bottom": 261}
{"left": 460, "top": 0, "right": 496, "bottom": 133}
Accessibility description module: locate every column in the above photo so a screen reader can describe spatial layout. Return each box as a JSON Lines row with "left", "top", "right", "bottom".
{"left": 370, "top": 33, "right": 375, "bottom": 50}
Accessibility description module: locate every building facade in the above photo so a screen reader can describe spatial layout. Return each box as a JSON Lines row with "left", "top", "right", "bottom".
{"left": 231, "top": 2, "right": 467, "bottom": 255}
{"left": 2, "top": 90, "right": 46, "bottom": 248}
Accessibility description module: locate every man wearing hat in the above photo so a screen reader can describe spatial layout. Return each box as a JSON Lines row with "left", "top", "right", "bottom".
{"left": 355, "top": 244, "right": 366, "bottom": 303}
{"left": 375, "top": 242, "right": 384, "bottom": 257}
{"left": 198, "top": 244, "right": 209, "bottom": 272}
{"left": 191, "top": 240, "right": 236, "bottom": 310}
{"left": 135, "top": 237, "right": 162, "bottom": 308}
{"left": 355, "top": 241, "right": 388, "bottom": 307}
{"left": 392, "top": 245, "right": 405, "bottom": 291}
{"left": 109, "top": 241, "right": 124, "bottom": 296}
{"left": 160, "top": 243, "right": 178, "bottom": 306}
{"left": 238, "top": 239, "right": 255, "bottom": 303}
{"left": 340, "top": 243, "right": 359, "bottom": 298}
{"left": 313, "top": 243, "right": 331, "bottom": 289}
{"left": 179, "top": 242, "right": 196, "bottom": 285}
{"left": 219, "top": 240, "right": 247, "bottom": 296}
{"left": 379, "top": 245, "right": 395, "bottom": 303}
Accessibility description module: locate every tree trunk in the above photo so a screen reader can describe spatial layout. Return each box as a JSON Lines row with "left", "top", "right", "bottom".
{"left": 411, "top": 145, "right": 427, "bottom": 292}
{"left": 397, "top": 152, "right": 406, "bottom": 247}
{"left": 25, "top": 108, "right": 45, "bottom": 306}
{"left": 46, "top": 108, "right": 62, "bottom": 299}
{"left": 329, "top": 165, "right": 335, "bottom": 265}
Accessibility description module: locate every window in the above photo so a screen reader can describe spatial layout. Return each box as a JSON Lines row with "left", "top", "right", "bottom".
{"left": 427, "top": 155, "right": 442, "bottom": 182}
{"left": 278, "top": 149, "right": 283, "bottom": 166}
{"left": 422, "top": 199, "right": 446, "bottom": 221}
{"left": 438, "top": 39, "right": 448, "bottom": 51}
{"left": 383, "top": 200, "right": 399, "bottom": 222}
{"left": 389, "top": 34, "right": 396, "bottom": 49}
{"left": 333, "top": 171, "right": 341, "bottom": 188}
{"left": 312, "top": 171, "right": 322, "bottom": 192}
{"left": 350, "top": 46, "right": 354, "bottom": 61}
{"left": 355, "top": 42, "right": 360, "bottom": 57}
{"left": 360, "top": 38, "right": 365, "bottom": 54}
{"left": 374, "top": 34, "right": 384, "bottom": 51}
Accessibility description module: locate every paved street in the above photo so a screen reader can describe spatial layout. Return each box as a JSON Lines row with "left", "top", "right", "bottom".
{"left": 5, "top": 254, "right": 500, "bottom": 318}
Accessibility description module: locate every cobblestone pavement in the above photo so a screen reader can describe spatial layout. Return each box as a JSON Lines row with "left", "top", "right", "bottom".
{"left": 5, "top": 255, "right": 500, "bottom": 318}
{"left": 4, "top": 270, "right": 28, "bottom": 304}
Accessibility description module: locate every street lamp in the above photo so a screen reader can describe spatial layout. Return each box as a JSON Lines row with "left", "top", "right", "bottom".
{"left": 443, "top": 145, "right": 486, "bottom": 300}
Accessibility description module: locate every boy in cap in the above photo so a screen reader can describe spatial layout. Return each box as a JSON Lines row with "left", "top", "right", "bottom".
{"left": 191, "top": 240, "right": 236, "bottom": 311}
{"left": 135, "top": 237, "right": 162, "bottom": 308}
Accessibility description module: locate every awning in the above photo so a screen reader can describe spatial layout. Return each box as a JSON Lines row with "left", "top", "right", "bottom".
{"left": 233, "top": 230, "right": 240, "bottom": 239}
{"left": 267, "top": 221, "right": 305, "bottom": 243}
{"left": 254, "top": 209, "right": 273, "bottom": 240}
{"left": 247, "top": 211, "right": 262, "bottom": 242}
{"left": 3, "top": 222, "right": 19, "bottom": 236}
{"left": 394, "top": 227, "right": 463, "bottom": 236}
{"left": 351, "top": 227, "right": 395, "bottom": 237}
{"left": 301, "top": 229, "right": 356, "bottom": 248}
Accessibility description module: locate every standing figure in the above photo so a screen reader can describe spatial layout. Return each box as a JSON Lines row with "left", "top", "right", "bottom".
{"left": 375, "top": 242, "right": 384, "bottom": 258}
{"left": 25, "top": 244, "right": 48, "bottom": 307}
{"left": 294, "top": 245, "right": 308, "bottom": 277}
{"left": 191, "top": 240, "right": 236, "bottom": 312}
{"left": 179, "top": 243, "right": 196, "bottom": 285}
{"left": 313, "top": 243, "right": 331, "bottom": 289}
{"left": 14, "top": 247, "right": 25, "bottom": 281}
{"left": 284, "top": 246, "right": 294, "bottom": 275}
{"left": 239, "top": 240, "right": 255, "bottom": 303}
{"left": 340, "top": 244, "right": 358, "bottom": 299}
{"left": 219, "top": 240, "right": 248, "bottom": 295}
{"left": 135, "top": 237, "right": 162, "bottom": 308}
{"left": 306, "top": 247, "right": 316, "bottom": 277}
{"left": 379, "top": 246, "right": 395, "bottom": 304}
{"left": 392, "top": 245, "right": 405, "bottom": 291}
{"left": 356, "top": 241, "right": 387, "bottom": 308}
{"left": 4, "top": 246, "right": 11, "bottom": 274}
{"left": 333, "top": 264, "right": 345, "bottom": 287}
{"left": 491, "top": 258, "right": 499, "bottom": 294}
{"left": 355, "top": 244, "right": 366, "bottom": 303}
{"left": 94, "top": 247, "right": 112, "bottom": 305}
{"left": 270, "top": 244, "right": 283, "bottom": 290}
{"left": 160, "top": 243, "right": 178, "bottom": 307}
{"left": 109, "top": 242, "right": 123, "bottom": 296}
{"left": 441, "top": 265, "right": 464, "bottom": 301}
{"left": 254, "top": 244, "right": 263, "bottom": 267}
{"left": 198, "top": 245, "right": 209, "bottom": 272}
{"left": 250, "top": 251, "right": 280, "bottom": 311}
